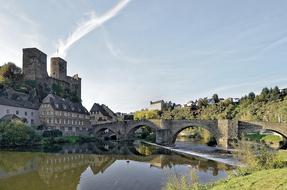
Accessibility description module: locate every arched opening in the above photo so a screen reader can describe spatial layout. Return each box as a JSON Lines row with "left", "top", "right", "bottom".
{"left": 243, "top": 129, "right": 287, "bottom": 149}
{"left": 127, "top": 125, "right": 156, "bottom": 142}
{"left": 95, "top": 128, "right": 117, "bottom": 141}
{"left": 173, "top": 126, "right": 217, "bottom": 148}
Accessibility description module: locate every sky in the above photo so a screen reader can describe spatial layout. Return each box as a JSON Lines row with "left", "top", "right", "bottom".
{"left": 0, "top": 0, "right": 287, "bottom": 113}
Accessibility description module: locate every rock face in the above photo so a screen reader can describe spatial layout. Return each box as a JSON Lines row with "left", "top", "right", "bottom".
{"left": 0, "top": 87, "right": 40, "bottom": 109}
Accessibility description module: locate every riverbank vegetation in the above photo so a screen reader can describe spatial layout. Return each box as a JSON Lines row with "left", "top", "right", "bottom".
{"left": 0, "top": 121, "right": 41, "bottom": 146}
{"left": 0, "top": 120, "right": 97, "bottom": 147}
{"left": 164, "top": 140, "right": 287, "bottom": 190}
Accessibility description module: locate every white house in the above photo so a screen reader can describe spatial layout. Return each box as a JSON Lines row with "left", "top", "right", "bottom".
{"left": 0, "top": 97, "right": 40, "bottom": 126}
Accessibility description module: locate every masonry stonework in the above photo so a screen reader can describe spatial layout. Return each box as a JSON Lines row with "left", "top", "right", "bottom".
{"left": 22, "top": 48, "right": 81, "bottom": 99}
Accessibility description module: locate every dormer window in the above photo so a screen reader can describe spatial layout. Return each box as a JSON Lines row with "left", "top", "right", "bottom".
{"left": 55, "top": 104, "right": 59, "bottom": 108}
{"left": 63, "top": 105, "right": 67, "bottom": 109}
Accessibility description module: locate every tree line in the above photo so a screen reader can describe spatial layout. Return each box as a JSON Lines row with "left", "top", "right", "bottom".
{"left": 134, "top": 86, "right": 287, "bottom": 123}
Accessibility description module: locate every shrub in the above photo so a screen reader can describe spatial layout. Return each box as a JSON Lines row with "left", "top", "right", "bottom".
{"left": 232, "top": 140, "right": 287, "bottom": 176}
{"left": 0, "top": 121, "right": 41, "bottom": 146}
{"left": 42, "top": 130, "right": 63, "bottom": 138}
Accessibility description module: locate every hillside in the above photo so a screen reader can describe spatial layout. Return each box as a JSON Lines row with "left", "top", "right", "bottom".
{"left": 135, "top": 86, "right": 287, "bottom": 123}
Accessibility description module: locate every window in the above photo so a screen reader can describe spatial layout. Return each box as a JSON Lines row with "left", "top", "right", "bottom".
{"left": 31, "top": 119, "right": 34, "bottom": 125}
{"left": 31, "top": 112, "right": 34, "bottom": 116}
{"left": 6, "top": 109, "right": 9, "bottom": 114}
{"left": 16, "top": 110, "right": 19, "bottom": 115}
{"left": 25, "top": 112, "right": 27, "bottom": 116}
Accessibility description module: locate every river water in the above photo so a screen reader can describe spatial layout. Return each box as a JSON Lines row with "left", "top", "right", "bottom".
{"left": 0, "top": 141, "right": 235, "bottom": 190}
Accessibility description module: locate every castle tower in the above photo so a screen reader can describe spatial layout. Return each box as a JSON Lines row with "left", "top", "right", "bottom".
{"left": 50, "top": 57, "right": 67, "bottom": 81}
{"left": 22, "top": 48, "right": 48, "bottom": 81}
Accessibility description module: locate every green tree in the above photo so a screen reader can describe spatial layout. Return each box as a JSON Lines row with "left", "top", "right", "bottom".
{"left": 0, "top": 62, "right": 22, "bottom": 84}
{"left": 0, "top": 121, "right": 41, "bottom": 146}
{"left": 212, "top": 94, "right": 220, "bottom": 103}
{"left": 248, "top": 92, "right": 256, "bottom": 100}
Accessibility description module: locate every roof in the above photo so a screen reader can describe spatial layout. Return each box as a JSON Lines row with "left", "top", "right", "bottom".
{"left": 150, "top": 100, "right": 164, "bottom": 105}
{"left": 90, "top": 103, "right": 116, "bottom": 119}
{"left": 0, "top": 96, "right": 39, "bottom": 110}
{"left": 1, "top": 114, "right": 26, "bottom": 123}
{"left": 42, "top": 94, "right": 89, "bottom": 114}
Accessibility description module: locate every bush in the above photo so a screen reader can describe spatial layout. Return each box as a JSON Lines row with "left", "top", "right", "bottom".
{"left": 232, "top": 140, "right": 287, "bottom": 176}
{"left": 0, "top": 121, "right": 41, "bottom": 146}
{"left": 42, "top": 130, "right": 63, "bottom": 138}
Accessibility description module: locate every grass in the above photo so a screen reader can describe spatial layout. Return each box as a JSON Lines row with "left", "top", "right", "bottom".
{"left": 210, "top": 168, "right": 287, "bottom": 190}
{"left": 62, "top": 136, "right": 80, "bottom": 144}
{"left": 245, "top": 133, "right": 265, "bottom": 142}
{"left": 278, "top": 150, "right": 287, "bottom": 162}
{"left": 164, "top": 140, "right": 287, "bottom": 190}
{"left": 261, "top": 135, "right": 283, "bottom": 143}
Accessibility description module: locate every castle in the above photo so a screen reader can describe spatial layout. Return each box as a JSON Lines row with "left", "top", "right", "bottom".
{"left": 22, "top": 48, "right": 81, "bottom": 98}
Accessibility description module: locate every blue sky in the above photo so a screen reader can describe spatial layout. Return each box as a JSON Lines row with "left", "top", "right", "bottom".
{"left": 0, "top": 0, "right": 287, "bottom": 112}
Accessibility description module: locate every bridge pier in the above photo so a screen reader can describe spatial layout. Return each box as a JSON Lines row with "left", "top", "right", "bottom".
{"left": 156, "top": 129, "right": 173, "bottom": 145}
{"left": 217, "top": 120, "right": 239, "bottom": 149}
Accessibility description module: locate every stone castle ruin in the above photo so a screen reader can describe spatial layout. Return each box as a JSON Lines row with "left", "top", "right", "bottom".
{"left": 22, "top": 48, "right": 81, "bottom": 99}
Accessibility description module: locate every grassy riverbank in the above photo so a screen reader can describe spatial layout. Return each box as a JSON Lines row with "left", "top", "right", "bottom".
{"left": 164, "top": 143, "right": 287, "bottom": 190}
{"left": 209, "top": 168, "right": 287, "bottom": 190}
{"left": 210, "top": 151, "right": 287, "bottom": 190}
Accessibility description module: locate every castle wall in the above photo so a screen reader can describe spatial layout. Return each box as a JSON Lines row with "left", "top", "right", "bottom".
{"left": 22, "top": 48, "right": 82, "bottom": 99}
{"left": 23, "top": 48, "right": 48, "bottom": 81}
{"left": 50, "top": 57, "right": 67, "bottom": 81}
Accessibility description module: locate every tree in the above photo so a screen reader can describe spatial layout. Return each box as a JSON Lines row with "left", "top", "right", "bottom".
{"left": 248, "top": 92, "right": 256, "bottom": 100}
{"left": 270, "top": 86, "right": 280, "bottom": 101}
{"left": 212, "top": 94, "right": 220, "bottom": 103}
{"left": 0, "top": 62, "right": 22, "bottom": 84}
{"left": 0, "top": 121, "right": 41, "bottom": 146}
{"left": 260, "top": 87, "right": 270, "bottom": 101}
{"left": 197, "top": 98, "right": 208, "bottom": 108}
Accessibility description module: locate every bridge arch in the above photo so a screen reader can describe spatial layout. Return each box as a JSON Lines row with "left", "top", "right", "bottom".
{"left": 125, "top": 120, "right": 160, "bottom": 140}
{"left": 170, "top": 122, "right": 219, "bottom": 145}
{"left": 238, "top": 121, "right": 287, "bottom": 139}
{"left": 93, "top": 124, "right": 120, "bottom": 140}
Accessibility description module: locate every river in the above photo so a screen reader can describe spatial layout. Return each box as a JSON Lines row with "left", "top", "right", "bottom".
{"left": 0, "top": 141, "right": 236, "bottom": 190}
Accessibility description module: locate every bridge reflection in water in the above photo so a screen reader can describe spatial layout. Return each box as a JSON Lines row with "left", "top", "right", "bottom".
{"left": 0, "top": 142, "right": 234, "bottom": 190}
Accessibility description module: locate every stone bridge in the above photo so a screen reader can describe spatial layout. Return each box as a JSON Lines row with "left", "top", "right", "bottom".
{"left": 90, "top": 119, "right": 287, "bottom": 149}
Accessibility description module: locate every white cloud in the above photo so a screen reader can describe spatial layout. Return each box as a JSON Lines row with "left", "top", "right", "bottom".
{"left": 55, "top": 0, "right": 131, "bottom": 58}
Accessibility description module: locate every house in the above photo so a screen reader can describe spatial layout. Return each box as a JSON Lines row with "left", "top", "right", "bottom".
{"left": 228, "top": 98, "right": 240, "bottom": 103}
{"left": 90, "top": 103, "right": 117, "bottom": 125}
{"left": 0, "top": 96, "right": 40, "bottom": 126}
{"left": 0, "top": 114, "right": 27, "bottom": 124}
{"left": 149, "top": 100, "right": 165, "bottom": 111}
{"left": 39, "top": 94, "right": 90, "bottom": 136}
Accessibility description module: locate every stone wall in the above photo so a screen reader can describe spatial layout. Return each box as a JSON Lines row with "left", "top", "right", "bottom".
{"left": 23, "top": 48, "right": 48, "bottom": 81}
{"left": 50, "top": 57, "right": 67, "bottom": 81}
{"left": 22, "top": 48, "right": 81, "bottom": 99}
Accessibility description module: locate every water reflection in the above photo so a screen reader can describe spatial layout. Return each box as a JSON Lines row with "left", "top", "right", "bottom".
{"left": 0, "top": 142, "right": 234, "bottom": 190}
